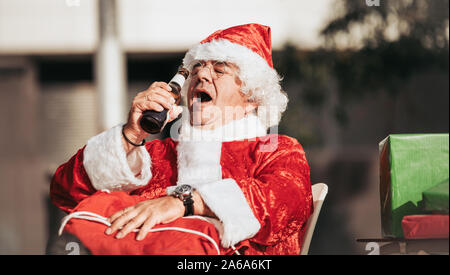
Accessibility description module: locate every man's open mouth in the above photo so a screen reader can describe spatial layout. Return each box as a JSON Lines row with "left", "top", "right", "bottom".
{"left": 194, "top": 91, "right": 213, "bottom": 103}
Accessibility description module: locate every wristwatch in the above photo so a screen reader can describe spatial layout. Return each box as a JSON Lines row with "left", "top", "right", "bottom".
{"left": 172, "top": 184, "right": 194, "bottom": 216}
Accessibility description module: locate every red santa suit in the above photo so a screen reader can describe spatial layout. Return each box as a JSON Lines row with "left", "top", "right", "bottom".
{"left": 51, "top": 114, "right": 313, "bottom": 254}
{"left": 51, "top": 23, "right": 313, "bottom": 255}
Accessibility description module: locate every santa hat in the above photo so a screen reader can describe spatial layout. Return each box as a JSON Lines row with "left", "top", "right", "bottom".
{"left": 181, "top": 23, "right": 288, "bottom": 129}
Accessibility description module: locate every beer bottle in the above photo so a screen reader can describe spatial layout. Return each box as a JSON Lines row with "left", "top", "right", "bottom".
{"left": 140, "top": 67, "right": 189, "bottom": 134}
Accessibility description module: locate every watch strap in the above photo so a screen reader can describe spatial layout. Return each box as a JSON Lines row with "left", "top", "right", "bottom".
{"left": 183, "top": 195, "right": 194, "bottom": 216}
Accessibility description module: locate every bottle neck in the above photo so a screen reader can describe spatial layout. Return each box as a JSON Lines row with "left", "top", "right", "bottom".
{"left": 169, "top": 73, "right": 187, "bottom": 89}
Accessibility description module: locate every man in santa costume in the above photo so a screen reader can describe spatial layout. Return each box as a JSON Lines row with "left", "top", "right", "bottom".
{"left": 50, "top": 23, "right": 313, "bottom": 255}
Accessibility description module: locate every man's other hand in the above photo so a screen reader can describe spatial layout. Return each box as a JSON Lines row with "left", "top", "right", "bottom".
{"left": 105, "top": 196, "right": 184, "bottom": 241}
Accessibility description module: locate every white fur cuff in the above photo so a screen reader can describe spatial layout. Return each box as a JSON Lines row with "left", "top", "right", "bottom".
{"left": 195, "top": 178, "right": 261, "bottom": 248}
{"left": 83, "top": 125, "right": 152, "bottom": 192}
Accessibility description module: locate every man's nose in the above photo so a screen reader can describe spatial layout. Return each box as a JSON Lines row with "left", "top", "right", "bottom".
{"left": 196, "top": 65, "right": 213, "bottom": 82}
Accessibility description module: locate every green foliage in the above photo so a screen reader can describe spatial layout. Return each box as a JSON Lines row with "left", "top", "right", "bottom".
{"left": 274, "top": 0, "right": 449, "bottom": 143}
{"left": 322, "top": 0, "right": 449, "bottom": 50}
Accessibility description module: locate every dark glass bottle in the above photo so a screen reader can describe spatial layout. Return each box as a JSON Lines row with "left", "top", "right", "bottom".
{"left": 139, "top": 67, "right": 189, "bottom": 134}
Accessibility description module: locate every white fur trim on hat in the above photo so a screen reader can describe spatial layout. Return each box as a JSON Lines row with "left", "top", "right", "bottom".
{"left": 83, "top": 124, "right": 152, "bottom": 192}
{"left": 181, "top": 39, "right": 288, "bottom": 129}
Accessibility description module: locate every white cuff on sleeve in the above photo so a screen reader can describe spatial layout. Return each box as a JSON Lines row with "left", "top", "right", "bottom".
{"left": 83, "top": 124, "right": 152, "bottom": 192}
{"left": 195, "top": 178, "right": 261, "bottom": 248}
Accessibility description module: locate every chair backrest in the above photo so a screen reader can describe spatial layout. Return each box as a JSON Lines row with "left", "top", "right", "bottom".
{"left": 300, "top": 183, "right": 328, "bottom": 255}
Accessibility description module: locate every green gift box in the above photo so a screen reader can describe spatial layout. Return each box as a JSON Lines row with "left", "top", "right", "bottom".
{"left": 423, "top": 179, "right": 449, "bottom": 214}
{"left": 379, "top": 134, "right": 449, "bottom": 238}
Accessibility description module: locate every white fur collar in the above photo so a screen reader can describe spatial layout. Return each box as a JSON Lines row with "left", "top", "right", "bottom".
{"left": 177, "top": 113, "right": 267, "bottom": 142}
{"left": 175, "top": 114, "right": 266, "bottom": 187}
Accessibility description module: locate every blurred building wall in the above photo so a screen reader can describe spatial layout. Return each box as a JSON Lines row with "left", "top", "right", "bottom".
{"left": 0, "top": 0, "right": 98, "bottom": 54}
{"left": 0, "top": 57, "right": 46, "bottom": 254}
{"left": 0, "top": 0, "right": 332, "bottom": 54}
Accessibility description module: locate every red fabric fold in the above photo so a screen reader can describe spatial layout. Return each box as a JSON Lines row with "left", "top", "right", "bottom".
{"left": 62, "top": 191, "right": 225, "bottom": 255}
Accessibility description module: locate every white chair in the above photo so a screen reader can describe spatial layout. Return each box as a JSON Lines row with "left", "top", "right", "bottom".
{"left": 300, "top": 183, "right": 328, "bottom": 255}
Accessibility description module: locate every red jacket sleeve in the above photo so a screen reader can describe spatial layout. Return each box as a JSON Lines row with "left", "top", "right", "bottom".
{"left": 236, "top": 136, "right": 313, "bottom": 246}
{"left": 50, "top": 147, "right": 97, "bottom": 213}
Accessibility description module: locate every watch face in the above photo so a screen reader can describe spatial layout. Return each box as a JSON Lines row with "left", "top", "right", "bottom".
{"left": 176, "top": 184, "right": 192, "bottom": 197}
